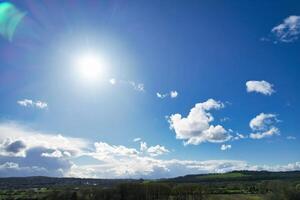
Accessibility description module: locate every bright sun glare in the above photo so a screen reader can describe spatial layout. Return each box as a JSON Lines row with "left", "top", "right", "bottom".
{"left": 76, "top": 53, "right": 104, "bottom": 82}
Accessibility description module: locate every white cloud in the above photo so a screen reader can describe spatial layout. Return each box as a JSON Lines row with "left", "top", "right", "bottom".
{"left": 17, "top": 99, "right": 48, "bottom": 109}
{"left": 271, "top": 15, "right": 300, "bottom": 43}
{"left": 168, "top": 99, "right": 232, "bottom": 145}
{"left": 140, "top": 141, "right": 148, "bottom": 152}
{"left": 67, "top": 157, "right": 300, "bottom": 179}
{"left": 170, "top": 91, "right": 178, "bottom": 98}
{"left": 107, "top": 78, "right": 145, "bottom": 92}
{"left": 35, "top": 101, "right": 48, "bottom": 109}
{"left": 221, "top": 144, "right": 231, "bottom": 151}
{"left": 1, "top": 122, "right": 299, "bottom": 179}
{"left": 17, "top": 99, "right": 33, "bottom": 107}
{"left": 249, "top": 113, "right": 280, "bottom": 139}
{"left": 156, "top": 92, "right": 168, "bottom": 99}
{"left": 0, "top": 122, "right": 88, "bottom": 157}
{"left": 129, "top": 81, "right": 145, "bottom": 92}
{"left": 156, "top": 90, "right": 179, "bottom": 99}
{"left": 249, "top": 113, "right": 277, "bottom": 131}
{"left": 250, "top": 127, "right": 279, "bottom": 139}
{"left": 109, "top": 78, "right": 116, "bottom": 85}
{"left": 287, "top": 136, "right": 296, "bottom": 140}
{"left": 220, "top": 117, "right": 230, "bottom": 122}
{"left": 139, "top": 141, "right": 168, "bottom": 157}
{"left": 233, "top": 133, "right": 247, "bottom": 140}
{"left": 41, "top": 150, "right": 65, "bottom": 158}
{"left": 246, "top": 80, "right": 275, "bottom": 95}
{"left": 147, "top": 145, "right": 169, "bottom": 157}
{"left": 133, "top": 137, "right": 141, "bottom": 142}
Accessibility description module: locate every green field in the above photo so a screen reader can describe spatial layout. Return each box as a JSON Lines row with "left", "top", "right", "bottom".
{"left": 207, "top": 194, "right": 264, "bottom": 200}
{"left": 1, "top": 171, "right": 300, "bottom": 199}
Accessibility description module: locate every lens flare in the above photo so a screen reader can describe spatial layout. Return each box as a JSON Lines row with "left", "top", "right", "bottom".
{"left": 0, "top": 2, "right": 26, "bottom": 41}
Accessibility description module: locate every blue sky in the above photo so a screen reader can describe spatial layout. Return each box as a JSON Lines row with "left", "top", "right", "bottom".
{"left": 0, "top": 0, "right": 300, "bottom": 178}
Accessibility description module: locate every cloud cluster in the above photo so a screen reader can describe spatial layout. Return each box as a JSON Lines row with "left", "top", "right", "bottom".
{"left": 0, "top": 122, "right": 299, "bottom": 178}
{"left": 249, "top": 113, "right": 280, "bottom": 139}
{"left": 246, "top": 80, "right": 275, "bottom": 95}
{"left": 0, "top": 122, "right": 88, "bottom": 158}
{"left": 168, "top": 99, "right": 232, "bottom": 145}
{"left": 17, "top": 99, "right": 48, "bottom": 109}
{"left": 271, "top": 15, "right": 300, "bottom": 43}
{"left": 157, "top": 90, "right": 179, "bottom": 99}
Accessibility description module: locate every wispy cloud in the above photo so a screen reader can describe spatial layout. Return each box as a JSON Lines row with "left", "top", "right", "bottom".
{"left": 17, "top": 99, "right": 48, "bottom": 109}
{"left": 221, "top": 144, "right": 231, "bottom": 151}
{"left": 271, "top": 16, "right": 300, "bottom": 43}
{"left": 287, "top": 136, "right": 296, "bottom": 140}
{"left": 129, "top": 81, "right": 145, "bottom": 92}
{"left": 109, "top": 78, "right": 116, "bottom": 85}
{"left": 109, "top": 78, "right": 145, "bottom": 92}
{"left": 133, "top": 138, "right": 142, "bottom": 142}
{"left": 246, "top": 80, "right": 275, "bottom": 96}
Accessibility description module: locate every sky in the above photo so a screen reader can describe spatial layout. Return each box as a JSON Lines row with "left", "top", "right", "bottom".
{"left": 0, "top": 0, "right": 300, "bottom": 178}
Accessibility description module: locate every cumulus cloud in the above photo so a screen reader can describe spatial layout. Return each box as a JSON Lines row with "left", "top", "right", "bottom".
{"left": 156, "top": 90, "right": 179, "bottom": 99}
{"left": 246, "top": 80, "right": 275, "bottom": 95}
{"left": 0, "top": 122, "right": 88, "bottom": 157}
{"left": 249, "top": 113, "right": 280, "bottom": 139}
{"left": 1, "top": 122, "right": 299, "bottom": 179}
{"left": 168, "top": 99, "right": 232, "bottom": 145}
{"left": 147, "top": 145, "right": 169, "bottom": 157}
{"left": 139, "top": 141, "right": 169, "bottom": 157}
{"left": 17, "top": 99, "right": 48, "bottom": 109}
{"left": 221, "top": 144, "right": 231, "bottom": 151}
{"left": 0, "top": 139, "right": 26, "bottom": 157}
{"left": 271, "top": 16, "right": 300, "bottom": 43}
{"left": 170, "top": 91, "right": 178, "bottom": 98}
{"left": 0, "top": 147, "right": 72, "bottom": 177}
{"left": 41, "top": 150, "right": 71, "bottom": 158}
{"left": 67, "top": 158, "right": 300, "bottom": 179}
{"left": 0, "top": 122, "right": 89, "bottom": 177}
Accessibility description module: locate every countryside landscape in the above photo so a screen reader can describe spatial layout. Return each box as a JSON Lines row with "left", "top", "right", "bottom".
{"left": 1, "top": 171, "right": 300, "bottom": 199}
{"left": 0, "top": 0, "right": 300, "bottom": 199}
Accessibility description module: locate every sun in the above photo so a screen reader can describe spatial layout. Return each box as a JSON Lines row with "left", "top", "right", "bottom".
{"left": 76, "top": 53, "right": 104, "bottom": 82}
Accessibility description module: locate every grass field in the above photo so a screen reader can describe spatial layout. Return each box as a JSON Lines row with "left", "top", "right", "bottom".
{"left": 207, "top": 194, "right": 264, "bottom": 200}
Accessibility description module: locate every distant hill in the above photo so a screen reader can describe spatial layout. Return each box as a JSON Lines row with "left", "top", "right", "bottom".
{"left": 0, "top": 176, "right": 141, "bottom": 189}
{"left": 163, "top": 170, "right": 300, "bottom": 183}
{"left": 1, "top": 170, "right": 300, "bottom": 189}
